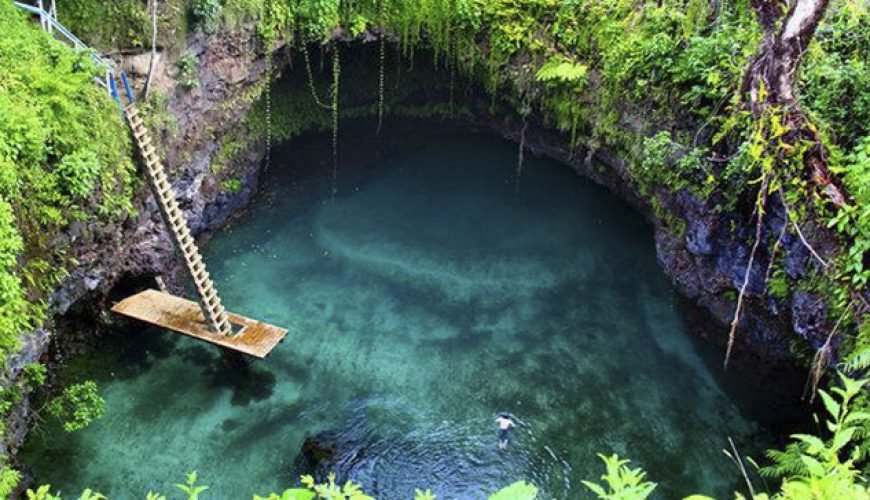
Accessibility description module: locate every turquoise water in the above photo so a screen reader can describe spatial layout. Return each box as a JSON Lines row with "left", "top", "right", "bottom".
{"left": 24, "top": 121, "right": 792, "bottom": 498}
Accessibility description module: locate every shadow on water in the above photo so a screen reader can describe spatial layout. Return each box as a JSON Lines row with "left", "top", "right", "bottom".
{"left": 177, "top": 345, "right": 279, "bottom": 406}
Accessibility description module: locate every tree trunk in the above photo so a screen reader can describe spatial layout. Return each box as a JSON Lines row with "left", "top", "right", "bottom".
{"left": 741, "top": 0, "right": 846, "bottom": 206}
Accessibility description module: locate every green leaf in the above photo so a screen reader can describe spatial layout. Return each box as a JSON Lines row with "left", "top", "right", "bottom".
{"left": 535, "top": 57, "right": 588, "bottom": 84}
{"left": 488, "top": 480, "right": 538, "bottom": 500}
{"left": 279, "top": 489, "right": 316, "bottom": 500}
{"left": 799, "top": 455, "right": 826, "bottom": 477}
{"left": 819, "top": 389, "right": 840, "bottom": 420}
{"left": 831, "top": 427, "right": 856, "bottom": 452}
{"left": 792, "top": 434, "right": 825, "bottom": 454}
{"left": 581, "top": 481, "right": 608, "bottom": 498}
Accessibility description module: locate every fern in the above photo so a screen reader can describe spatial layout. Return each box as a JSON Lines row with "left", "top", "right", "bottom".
{"left": 760, "top": 443, "right": 809, "bottom": 478}
{"left": 843, "top": 321, "right": 870, "bottom": 373}
{"left": 843, "top": 346, "right": 870, "bottom": 373}
{"left": 535, "top": 56, "right": 588, "bottom": 84}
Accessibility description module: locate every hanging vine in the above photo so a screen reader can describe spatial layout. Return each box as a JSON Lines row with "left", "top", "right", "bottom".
{"left": 515, "top": 97, "right": 530, "bottom": 193}
{"left": 264, "top": 42, "right": 273, "bottom": 175}
{"left": 376, "top": 24, "right": 386, "bottom": 136}
{"left": 448, "top": 42, "right": 455, "bottom": 117}
{"left": 302, "top": 43, "right": 332, "bottom": 110}
{"left": 331, "top": 41, "right": 340, "bottom": 197}
{"left": 725, "top": 173, "right": 770, "bottom": 367}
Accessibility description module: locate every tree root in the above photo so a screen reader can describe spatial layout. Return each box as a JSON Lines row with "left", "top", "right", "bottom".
{"left": 726, "top": 174, "right": 770, "bottom": 368}
{"left": 803, "top": 305, "right": 850, "bottom": 402}
{"left": 778, "top": 188, "right": 830, "bottom": 268}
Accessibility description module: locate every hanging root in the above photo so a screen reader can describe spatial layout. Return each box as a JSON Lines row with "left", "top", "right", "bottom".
{"left": 302, "top": 44, "right": 332, "bottom": 110}
{"left": 726, "top": 174, "right": 770, "bottom": 368}
{"left": 515, "top": 113, "right": 528, "bottom": 193}
{"left": 763, "top": 219, "right": 788, "bottom": 285}
{"left": 264, "top": 43, "right": 272, "bottom": 175}
{"left": 448, "top": 49, "right": 455, "bottom": 117}
{"left": 568, "top": 113, "right": 578, "bottom": 161}
{"left": 803, "top": 305, "right": 850, "bottom": 402}
{"left": 331, "top": 43, "right": 340, "bottom": 197}
{"left": 376, "top": 29, "right": 386, "bottom": 136}
{"left": 778, "top": 188, "right": 830, "bottom": 269}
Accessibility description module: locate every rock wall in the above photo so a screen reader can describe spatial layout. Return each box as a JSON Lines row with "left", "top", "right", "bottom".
{"left": 484, "top": 111, "right": 831, "bottom": 363}
{"left": 1, "top": 25, "right": 276, "bottom": 462}
{"left": 4, "top": 26, "right": 824, "bottom": 468}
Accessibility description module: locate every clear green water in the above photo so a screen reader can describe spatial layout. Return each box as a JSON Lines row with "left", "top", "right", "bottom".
{"left": 24, "top": 121, "right": 793, "bottom": 499}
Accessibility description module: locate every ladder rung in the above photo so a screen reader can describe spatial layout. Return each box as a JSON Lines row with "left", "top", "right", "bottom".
{"left": 155, "top": 182, "right": 171, "bottom": 194}
{"left": 189, "top": 261, "right": 205, "bottom": 276}
{"left": 169, "top": 213, "right": 184, "bottom": 226}
{"left": 166, "top": 198, "right": 181, "bottom": 211}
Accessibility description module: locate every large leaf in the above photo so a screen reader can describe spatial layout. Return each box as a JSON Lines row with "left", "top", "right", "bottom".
{"left": 818, "top": 389, "right": 841, "bottom": 421}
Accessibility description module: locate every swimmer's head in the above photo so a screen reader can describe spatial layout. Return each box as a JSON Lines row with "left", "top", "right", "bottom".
{"left": 499, "top": 413, "right": 512, "bottom": 419}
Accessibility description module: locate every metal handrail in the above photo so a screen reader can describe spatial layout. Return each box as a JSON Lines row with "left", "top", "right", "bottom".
{"left": 13, "top": 1, "right": 114, "bottom": 89}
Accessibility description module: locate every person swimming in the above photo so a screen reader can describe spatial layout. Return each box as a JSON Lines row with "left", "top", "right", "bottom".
{"left": 495, "top": 413, "right": 516, "bottom": 450}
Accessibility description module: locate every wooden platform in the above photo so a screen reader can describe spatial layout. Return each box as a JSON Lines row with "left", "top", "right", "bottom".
{"left": 111, "top": 289, "right": 288, "bottom": 358}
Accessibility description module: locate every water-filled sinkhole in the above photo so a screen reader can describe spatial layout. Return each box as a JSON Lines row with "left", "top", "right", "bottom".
{"left": 23, "top": 119, "right": 804, "bottom": 498}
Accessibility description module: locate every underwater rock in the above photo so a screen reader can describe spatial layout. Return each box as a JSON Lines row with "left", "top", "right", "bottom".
{"left": 298, "top": 436, "right": 338, "bottom": 472}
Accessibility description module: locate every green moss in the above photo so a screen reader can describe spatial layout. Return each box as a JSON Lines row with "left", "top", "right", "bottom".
{"left": 221, "top": 178, "right": 244, "bottom": 193}
{"left": 175, "top": 53, "right": 200, "bottom": 90}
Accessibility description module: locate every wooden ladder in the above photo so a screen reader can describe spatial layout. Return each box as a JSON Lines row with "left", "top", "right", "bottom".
{"left": 125, "top": 105, "right": 233, "bottom": 336}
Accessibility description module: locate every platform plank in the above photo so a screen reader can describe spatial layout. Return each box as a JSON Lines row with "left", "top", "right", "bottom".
{"left": 111, "top": 289, "right": 288, "bottom": 358}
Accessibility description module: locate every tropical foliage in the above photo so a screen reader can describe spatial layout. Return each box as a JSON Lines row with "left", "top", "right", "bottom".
{"left": 3, "top": 0, "right": 870, "bottom": 498}
{"left": 19, "top": 374, "right": 870, "bottom": 497}
{"left": 28, "top": 476, "right": 538, "bottom": 500}
{"left": 0, "top": 1, "right": 135, "bottom": 366}
{"left": 45, "top": 381, "right": 106, "bottom": 433}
